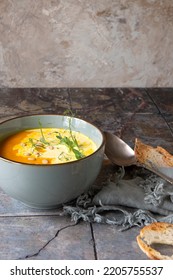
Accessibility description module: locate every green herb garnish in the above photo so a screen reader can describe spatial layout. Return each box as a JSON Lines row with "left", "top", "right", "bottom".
{"left": 29, "top": 138, "right": 35, "bottom": 147}
{"left": 36, "top": 114, "right": 84, "bottom": 161}
{"left": 64, "top": 109, "right": 75, "bottom": 118}
{"left": 28, "top": 138, "right": 37, "bottom": 153}
{"left": 38, "top": 120, "right": 49, "bottom": 145}
{"left": 56, "top": 133, "right": 84, "bottom": 160}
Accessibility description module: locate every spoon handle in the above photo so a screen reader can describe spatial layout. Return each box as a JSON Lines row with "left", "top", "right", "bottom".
{"left": 137, "top": 162, "right": 173, "bottom": 185}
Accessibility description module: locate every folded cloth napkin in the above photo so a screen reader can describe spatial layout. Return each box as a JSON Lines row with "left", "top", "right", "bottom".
{"left": 63, "top": 167, "right": 173, "bottom": 230}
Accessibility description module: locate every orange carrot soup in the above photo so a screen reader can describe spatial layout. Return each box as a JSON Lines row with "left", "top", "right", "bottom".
{"left": 0, "top": 128, "right": 97, "bottom": 164}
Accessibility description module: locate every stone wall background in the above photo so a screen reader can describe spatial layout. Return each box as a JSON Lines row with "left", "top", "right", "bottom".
{"left": 0, "top": 0, "right": 173, "bottom": 87}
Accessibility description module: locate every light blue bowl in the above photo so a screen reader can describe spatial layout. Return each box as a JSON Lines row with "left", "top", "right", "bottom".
{"left": 0, "top": 115, "right": 105, "bottom": 209}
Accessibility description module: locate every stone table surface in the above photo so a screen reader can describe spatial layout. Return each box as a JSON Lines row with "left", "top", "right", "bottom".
{"left": 0, "top": 88, "right": 173, "bottom": 260}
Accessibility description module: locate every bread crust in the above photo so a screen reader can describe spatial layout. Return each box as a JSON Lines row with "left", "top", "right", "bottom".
{"left": 134, "top": 138, "right": 173, "bottom": 167}
{"left": 136, "top": 222, "right": 173, "bottom": 260}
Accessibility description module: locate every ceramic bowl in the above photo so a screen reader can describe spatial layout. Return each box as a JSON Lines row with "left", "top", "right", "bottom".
{"left": 0, "top": 115, "right": 105, "bottom": 209}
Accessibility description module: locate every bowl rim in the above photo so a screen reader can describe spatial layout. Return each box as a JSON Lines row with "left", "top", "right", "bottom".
{"left": 0, "top": 114, "right": 105, "bottom": 166}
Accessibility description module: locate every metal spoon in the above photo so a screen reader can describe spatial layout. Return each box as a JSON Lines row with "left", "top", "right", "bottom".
{"left": 104, "top": 131, "right": 136, "bottom": 166}
{"left": 104, "top": 131, "right": 173, "bottom": 185}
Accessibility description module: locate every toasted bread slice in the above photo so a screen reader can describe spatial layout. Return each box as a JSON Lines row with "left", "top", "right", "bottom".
{"left": 134, "top": 139, "right": 173, "bottom": 167}
{"left": 136, "top": 222, "right": 173, "bottom": 260}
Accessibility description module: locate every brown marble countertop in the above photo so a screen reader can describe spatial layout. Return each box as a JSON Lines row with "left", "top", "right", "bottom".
{"left": 0, "top": 88, "right": 173, "bottom": 260}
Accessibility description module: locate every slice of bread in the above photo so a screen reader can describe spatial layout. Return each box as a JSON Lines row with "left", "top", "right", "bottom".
{"left": 134, "top": 139, "right": 173, "bottom": 184}
{"left": 134, "top": 138, "right": 173, "bottom": 167}
{"left": 136, "top": 222, "right": 173, "bottom": 260}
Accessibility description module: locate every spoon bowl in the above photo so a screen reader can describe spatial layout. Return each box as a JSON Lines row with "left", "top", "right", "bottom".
{"left": 104, "top": 131, "right": 136, "bottom": 166}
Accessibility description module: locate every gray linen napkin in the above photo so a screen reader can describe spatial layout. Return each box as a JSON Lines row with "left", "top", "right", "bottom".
{"left": 63, "top": 167, "right": 173, "bottom": 230}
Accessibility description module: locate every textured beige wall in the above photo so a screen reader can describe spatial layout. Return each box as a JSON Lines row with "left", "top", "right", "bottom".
{"left": 0, "top": 0, "right": 173, "bottom": 87}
